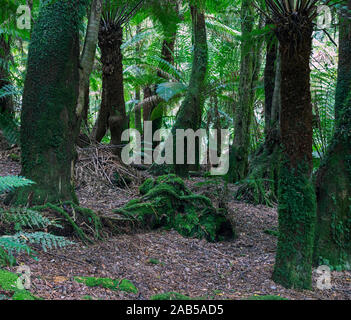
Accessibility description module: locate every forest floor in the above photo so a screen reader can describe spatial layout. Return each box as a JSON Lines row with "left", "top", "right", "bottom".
{"left": 1, "top": 148, "right": 351, "bottom": 300}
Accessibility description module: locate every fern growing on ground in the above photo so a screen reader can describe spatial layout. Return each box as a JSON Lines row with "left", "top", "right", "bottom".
{"left": 0, "top": 207, "right": 62, "bottom": 231}
{"left": 0, "top": 175, "right": 74, "bottom": 266}
{"left": 0, "top": 175, "right": 34, "bottom": 194}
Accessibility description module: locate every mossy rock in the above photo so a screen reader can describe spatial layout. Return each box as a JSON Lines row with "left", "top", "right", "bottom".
{"left": 150, "top": 292, "right": 191, "bottom": 300}
{"left": 74, "top": 276, "right": 138, "bottom": 294}
{"left": 115, "top": 174, "right": 235, "bottom": 242}
{"left": 245, "top": 295, "right": 288, "bottom": 300}
{"left": 0, "top": 269, "right": 39, "bottom": 300}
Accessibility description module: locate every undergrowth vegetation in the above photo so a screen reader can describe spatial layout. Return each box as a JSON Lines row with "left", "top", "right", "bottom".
{"left": 115, "top": 174, "right": 235, "bottom": 242}
{"left": 0, "top": 176, "right": 74, "bottom": 266}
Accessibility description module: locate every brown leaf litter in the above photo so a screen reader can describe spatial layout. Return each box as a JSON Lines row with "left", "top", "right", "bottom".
{"left": 1, "top": 149, "right": 351, "bottom": 300}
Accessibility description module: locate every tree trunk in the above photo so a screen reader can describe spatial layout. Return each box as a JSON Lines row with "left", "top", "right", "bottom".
{"left": 134, "top": 24, "right": 142, "bottom": 134}
{"left": 97, "top": 23, "right": 128, "bottom": 157}
{"left": 173, "top": 4, "right": 208, "bottom": 177}
{"left": 313, "top": 4, "right": 351, "bottom": 268}
{"left": 12, "top": 0, "right": 82, "bottom": 205}
{"left": 264, "top": 20, "right": 277, "bottom": 138}
{"left": 0, "top": 35, "right": 13, "bottom": 115}
{"left": 228, "top": 1, "right": 262, "bottom": 182}
{"left": 76, "top": 0, "right": 102, "bottom": 120}
{"left": 272, "top": 16, "right": 316, "bottom": 289}
{"left": 235, "top": 47, "right": 281, "bottom": 207}
{"left": 135, "top": 87, "right": 142, "bottom": 133}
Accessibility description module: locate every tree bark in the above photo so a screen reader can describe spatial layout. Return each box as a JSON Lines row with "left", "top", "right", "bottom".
{"left": 272, "top": 14, "right": 316, "bottom": 290}
{"left": 76, "top": 0, "right": 102, "bottom": 120}
{"left": 228, "top": 1, "right": 263, "bottom": 182}
{"left": 96, "top": 23, "right": 128, "bottom": 157}
{"left": 313, "top": 3, "right": 351, "bottom": 268}
{"left": 264, "top": 20, "right": 277, "bottom": 138}
{"left": 12, "top": 0, "right": 83, "bottom": 205}
{"left": 173, "top": 4, "right": 208, "bottom": 177}
{"left": 235, "top": 49, "right": 281, "bottom": 207}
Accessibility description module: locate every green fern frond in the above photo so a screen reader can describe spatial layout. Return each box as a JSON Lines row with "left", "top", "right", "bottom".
{"left": 13, "top": 232, "right": 74, "bottom": 252}
{"left": 0, "top": 207, "right": 62, "bottom": 231}
{"left": 0, "top": 176, "right": 35, "bottom": 194}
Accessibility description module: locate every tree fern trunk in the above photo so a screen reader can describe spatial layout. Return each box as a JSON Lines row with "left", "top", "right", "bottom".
{"left": 272, "top": 14, "right": 316, "bottom": 290}
{"left": 97, "top": 23, "right": 128, "bottom": 157}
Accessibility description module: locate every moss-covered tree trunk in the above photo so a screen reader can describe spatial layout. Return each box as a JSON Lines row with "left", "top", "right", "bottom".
{"left": 235, "top": 39, "right": 281, "bottom": 207}
{"left": 173, "top": 4, "right": 208, "bottom": 177}
{"left": 272, "top": 14, "right": 316, "bottom": 289}
{"left": 313, "top": 4, "right": 351, "bottom": 268}
{"left": 13, "top": 0, "right": 83, "bottom": 205}
{"left": 228, "top": 1, "right": 262, "bottom": 182}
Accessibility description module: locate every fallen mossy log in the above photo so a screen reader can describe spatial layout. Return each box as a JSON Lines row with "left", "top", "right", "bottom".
{"left": 114, "top": 174, "right": 235, "bottom": 242}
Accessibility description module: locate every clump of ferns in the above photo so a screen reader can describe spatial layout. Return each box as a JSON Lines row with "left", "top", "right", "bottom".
{"left": 0, "top": 176, "right": 74, "bottom": 266}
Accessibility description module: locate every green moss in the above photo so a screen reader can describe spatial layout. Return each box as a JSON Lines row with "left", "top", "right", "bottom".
{"left": 114, "top": 174, "right": 235, "bottom": 242}
{"left": 148, "top": 258, "right": 161, "bottom": 265}
{"left": 65, "top": 202, "right": 103, "bottom": 240}
{"left": 0, "top": 269, "right": 18, "bottom": 291}
{"left": 150, "top": 292, "right": 191, "bottom": 300}
{"left": 264, "top": 229, "right": 279, "bottom": 237}
{"left": 118, "top": 279, "right": 138, "bottom": 294}
{"left": 10, "top": 0, "right": 89, "bottom": 206}
{"left": 32, "top": 202, "right": 103, "bottom": 243}
{"left": 272, "top": 160, "right": 316, "bottom": 290}
{"left": 139, "top": 178, "right": 155, "bottom": 195}
{"left": 9, "top": 153, "right": 20, "bottom": 162}
{"left": 74, "top": 276, "right": 138, "bottom": 294}
{"left": 313, "top": 141, "right": 351, "bottom": 269}
{"left": 12, "top": 290, "right": 37, "bottom": 300}
{"left": 33, "top": 203, "right": 92, "bottom": 244}
{"left": 313, "top": 14, "right": 351, "bottom": 270}
{"left": 245, "top": 295, "right": 288, "bottom": 300}
{"left": 0, "top": 269, "right": 39, "bottom": 300}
